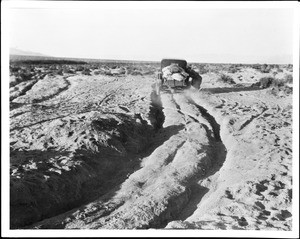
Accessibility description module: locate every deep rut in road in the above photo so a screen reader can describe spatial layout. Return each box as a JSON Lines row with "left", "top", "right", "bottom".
{"left": 148, "top": 90, "right": 227, "bottom": 228}
{"left": 148, "top": 91, "right": 165, "bottom": 130}
{"left": 186, "top": 96, "right": 221, "bottom": 142}
{"left": 23, "top": 88, "right": 228, "bottom": 229}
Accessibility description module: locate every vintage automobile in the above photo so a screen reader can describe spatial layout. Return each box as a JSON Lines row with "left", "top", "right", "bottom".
{"left": 155, "top": 58, "right": 202, "bottom": 95}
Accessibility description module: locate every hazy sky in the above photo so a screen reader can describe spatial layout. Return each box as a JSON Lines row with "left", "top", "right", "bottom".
{"left": 7, "top": 2, "right": 295, "bottom": 64}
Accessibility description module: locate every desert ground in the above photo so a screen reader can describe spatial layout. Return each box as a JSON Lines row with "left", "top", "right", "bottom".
{"left": 9, "top": 59, "right": 293, "bottom": 230}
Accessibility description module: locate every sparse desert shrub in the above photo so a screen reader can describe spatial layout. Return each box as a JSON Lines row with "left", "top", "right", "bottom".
{"left": 250, "top": 63, "right": 272, "bottom": 73}
{"left": 17, "top": 72, "right": 33, "bottom": 82}
{"left": 10, "top": 66, "right": 21, "bottom": 73}
{"left": 277, "top": 68, "right": 283, "bottom": 73}
{"left": 197, "top": 65, "right": 209, "bottom": 74}
{"left": 49, "top": 65, "right": 58, "bottom": 71}
{"left": 82, "top": 68, "right": 91, "bottom": 75}
{"left": 260, "top": 64, "right": 271, "bottom": 73}
{"left": 228, "top": 65, "right": 239, "bottom": 74}
{"left": 75, "top": 65, "right": 85, "bottom": 72}
{"left": 268, "top": 84, "right": 293, "bottom": 96}
{"left": 218, "top": 74, "right": 236, "bottom": 84}
{"left": 250, "top": 64, "right": 261, "bottom": 70}
{"left": 258, "top": 77, "right": 275, "bottom": 88}
{"left": 104, "top": 70, "right": 113, "bottom": 76}
{"left": 110, "top": 68, "right": 126, "bottom": 75}
{"left": 142, "top": 70, "right": 155, "bottom": 75}
{"left": 284, "top": 74, "right": 293, "bottom": 84}
{"left": 125, "top": 68, "right": 134, "bottom": 75}
{"left": 130, "top": 70, "right": 143, "bottom": 76}
{"left": 272, "top": 78, "right": 286, "bottom": 88}
{"left": 90, "top": 64, "right": 99, "bottom": 70}
{"left": 56, "top": 69, "right": 63, "bottom": 75}
{"left": 37, "top": 74, "right": 46, "bottom": 79}
{"left": 9, "top": 76, "right": 19, "bottom": 88}
{"left": 63, "top": 68, "right": 74, "bottom": 74}
{"left": 257, "top": 76, "right": 292, "bottom": 89}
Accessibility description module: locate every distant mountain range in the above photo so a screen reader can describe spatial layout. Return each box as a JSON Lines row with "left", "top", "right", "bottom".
{"left": 9, "top": 48, "right": 159, "bottom": 64}
{"left": 9, "top": 48, "right": 90, "bottom": 64}
{"left": 9, "top": 48, "right": 49, "bottom": 57}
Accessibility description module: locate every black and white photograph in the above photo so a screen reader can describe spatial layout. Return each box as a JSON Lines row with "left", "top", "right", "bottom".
{"left": 1, "top": 1, "right": 299, "bottom": 237}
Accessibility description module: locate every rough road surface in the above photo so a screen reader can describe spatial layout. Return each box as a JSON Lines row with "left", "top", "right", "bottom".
{"left": 10, "top": 65, "right": 293, "bottom": 230}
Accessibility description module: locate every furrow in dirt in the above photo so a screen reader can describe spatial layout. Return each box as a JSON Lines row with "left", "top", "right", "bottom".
{"left": 239, "top": 107, "right": 267, "bottom": 131}
{"left": 186, "top": 96, "right": 221, "bottom": 142}
{"left": 12, "top": 76, "right": 70, "bottom": 105}
{"left": 32, "top": 77, "right": 71, "bottom": 103}
{"left": 10, "top": 79, "right": 39, "bottom": 102}
{"left": 154, "top": 90, "right": 227, "bottom": 225}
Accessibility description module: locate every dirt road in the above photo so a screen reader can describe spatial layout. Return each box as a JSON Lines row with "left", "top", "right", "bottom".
{"left": 10, "top": 67, "right": 293, "bottom": 230}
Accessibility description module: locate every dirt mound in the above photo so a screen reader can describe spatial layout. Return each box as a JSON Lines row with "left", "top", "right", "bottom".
{"left": 10, "top": 112, "right": 153, "bottom": 228}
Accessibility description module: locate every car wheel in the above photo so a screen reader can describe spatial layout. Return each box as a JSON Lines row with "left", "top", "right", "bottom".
{"left": 192, "top": 77, "right": 202, "bottom": 90}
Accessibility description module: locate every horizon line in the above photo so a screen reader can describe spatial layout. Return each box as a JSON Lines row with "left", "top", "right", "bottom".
{"left": 10, "top": 53, "right": 293, "bottom": 65}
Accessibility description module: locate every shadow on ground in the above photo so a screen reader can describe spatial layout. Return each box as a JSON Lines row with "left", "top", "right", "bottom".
{"left": 17, "top": 123, "right": 184, "bottom": 229}
{"left": 201, "top": 85, "right": 262, "bottom": 94}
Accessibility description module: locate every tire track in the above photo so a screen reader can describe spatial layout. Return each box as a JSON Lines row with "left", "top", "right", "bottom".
{"left": 239, "top": 109, "right": 267, "bottom": 131}
{"left": 148, "top": 90, "right": 227, "bottom": 227}
{"left": 23, "top": 87, "right": 227, "bottom": 230}
{"left": 185, "top": 96, "right": 221, "bottom": 142}
{"left": 10, "top": 79, "right": 39, "bottom": 102}
{"left": 34, "top": 76, "right": 71, "bottom": 103}
{"left": 238, "top": 102, "right": 268, "bottom": 131}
